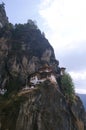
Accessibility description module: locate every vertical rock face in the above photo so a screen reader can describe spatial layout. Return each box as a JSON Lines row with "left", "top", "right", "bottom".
{"left": 0, "top": 4, "right": 86, "bottom": 130}
{"left": 15, "top": 83, "right": 69, "bottom": 130}
{"left": 0, "top": 19, "right": 56, "bottom": 92}
{"left": 0, "top": 81, "right": 86, "bottom": 130}
{"left": 16, "top": 82, "right": 86, "bottom": 130}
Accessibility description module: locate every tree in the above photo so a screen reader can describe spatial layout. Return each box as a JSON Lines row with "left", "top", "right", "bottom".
{"left": 61, "top": 72, "right": 75, "bottom": 102}
{"left": 0, "top": 2, "right": 5, "bottom": 8}
{"left": 27, "top": 19, "right": 38, "bottom": 29}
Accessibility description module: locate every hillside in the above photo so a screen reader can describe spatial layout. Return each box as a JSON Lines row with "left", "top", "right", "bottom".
{"left": 0, "top": 3, "right": 86, "bottom": 130}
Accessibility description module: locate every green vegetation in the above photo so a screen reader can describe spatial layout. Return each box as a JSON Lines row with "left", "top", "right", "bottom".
{"left": 0, "top": 23, "right": 14, "bottom": 38}
{"left": 61, "top": 72, "right": 75, "bottom": 102}
{"left": 0, "top": 19, "right": 38, "bottom": 38}
{"left": 14, "top": 19, "right": 38, "bottom": 37}
{"left": 0, "top": 2, "right": 5, "bottom": 10}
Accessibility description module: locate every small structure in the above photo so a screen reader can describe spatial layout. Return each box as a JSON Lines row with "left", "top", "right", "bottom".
{"left": 47, "top": 73, "right": 57, "bottom": 83}
{"left": 29, "top": 65, "right": 57, "bottom": 85}
{"left": 30, "top": 73, "right": 41, "bottom": 85}
{"left": 60, "top": 67, "right": 66, "bottom": 75}
{"left": 30, "top": 72, "right": 46, "bottom": 85}
{"left": 0, "top": 88, "right": 7, "bottom": 95}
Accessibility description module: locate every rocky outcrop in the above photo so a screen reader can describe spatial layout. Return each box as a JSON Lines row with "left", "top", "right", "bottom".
{"left": 0, "top": 81, "right": 86, "bottom": 130}
{"left": 0, "top": 21, "right": 56, "bottom": 92}
{"left": 0, "top": 5, "right": 86, "bottom": 130}
{"left": 16, "top": 82, "right": 85, "bottom": 130}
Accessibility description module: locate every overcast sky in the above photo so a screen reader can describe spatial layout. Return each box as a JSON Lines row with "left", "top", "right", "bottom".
{"left": 2, "top": 0, "right": 86, "bottom": 94}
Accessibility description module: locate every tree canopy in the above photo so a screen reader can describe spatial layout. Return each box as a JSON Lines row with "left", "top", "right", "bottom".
{"left": 61, "top": 72, "right": 75, "bottom": 102}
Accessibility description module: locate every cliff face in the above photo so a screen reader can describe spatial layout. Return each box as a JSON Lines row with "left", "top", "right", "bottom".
{"left": 0, "top": 22, "right": 56, "bottom": 93}
{"left": 0, "top": 5, "right": 86, "bottom": 130}
{"left": 15, "top": 83, "right": 86, "bottom": 130}
{"left": 0, "top": 81, "right": 86, "bottom": 130}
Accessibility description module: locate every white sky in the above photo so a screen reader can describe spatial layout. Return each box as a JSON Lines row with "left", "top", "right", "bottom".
{"left": 39, "top": 0, "right": 86, "bottom": 52}
{"left": 2, "top": 0, "right": 86, "bottom": 94}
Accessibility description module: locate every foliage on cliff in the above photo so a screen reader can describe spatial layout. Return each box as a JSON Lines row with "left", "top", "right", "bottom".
{"left": 61, "top": 72, "right": 75, "bottom": 102}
